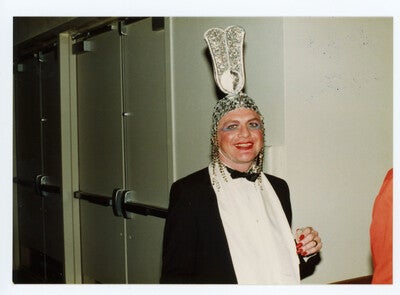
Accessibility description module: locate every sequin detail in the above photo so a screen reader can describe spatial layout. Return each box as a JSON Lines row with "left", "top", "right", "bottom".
{"left": 204, "top": 26, "right": 245, "bottom": 94}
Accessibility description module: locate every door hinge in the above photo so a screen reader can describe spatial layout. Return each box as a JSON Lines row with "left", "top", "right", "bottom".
{"left": 119, "top": 20, "right": 128, "bottom": 36}
{"left": 72, "top": 40, "right": 95, "bottom": 55}
{"left": 34, "top": 51, "right": 45, "bottom": 63}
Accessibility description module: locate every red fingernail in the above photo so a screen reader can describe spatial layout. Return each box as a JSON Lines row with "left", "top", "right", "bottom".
{"left": 299, "top": 234, "right": 304, "bottom": 241}
{"left": 296, "top": 243, "right": 303, "bottom": 248}
{"left": 297, "top": 249, "right": 302, "bottom": 254}
{"left": 302, "top": 251, "right": 308, "bottom": 256}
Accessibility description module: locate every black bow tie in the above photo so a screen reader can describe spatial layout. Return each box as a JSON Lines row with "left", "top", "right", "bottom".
{"left": 226, "top": 167, "right": 260, "bottom": 182}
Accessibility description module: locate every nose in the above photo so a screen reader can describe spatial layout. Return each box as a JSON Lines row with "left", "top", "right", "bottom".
{"left": 238, "top": 125, "right": 250, "bottom": 138}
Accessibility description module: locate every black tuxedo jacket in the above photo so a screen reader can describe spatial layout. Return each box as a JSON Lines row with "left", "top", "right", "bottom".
{"left": 160, "top": 167, "right": 318, "bottom": 284}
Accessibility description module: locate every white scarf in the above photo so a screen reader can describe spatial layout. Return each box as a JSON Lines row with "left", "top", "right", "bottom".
{"left": 209, "top": 164, "right": 300, "bottom": 284}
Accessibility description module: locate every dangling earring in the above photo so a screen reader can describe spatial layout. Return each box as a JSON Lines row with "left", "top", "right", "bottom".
{"left": 257, "top": 147, "right": 264, "bottom": 173}
{"left": 256, "top": 124, "right": 266, "bottom": 174}
{"left": 211, "top": 133, "right": 228, "bottom": 184}
{"left": 211, "top": 135, "right": 218, "bottom": 167}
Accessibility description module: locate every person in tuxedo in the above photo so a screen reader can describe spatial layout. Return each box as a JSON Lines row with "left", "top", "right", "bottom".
{"left": 160, "top": 25, "right": 322, "bottom": 284}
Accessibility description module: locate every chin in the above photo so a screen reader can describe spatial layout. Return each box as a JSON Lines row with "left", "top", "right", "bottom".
{"left": 235, "top": 154, "right": 258, "bottom": 163}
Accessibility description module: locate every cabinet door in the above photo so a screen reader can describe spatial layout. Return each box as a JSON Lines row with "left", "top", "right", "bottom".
{"left": 14, "top": 56, "right": 45, "bottom": 279}
{"left": 15, "top": 48, "right": 64, "bottom": 282}
{"left": 123, "top": 18, "right": 169, "bottom": 283}
{"left": 40, "top": 48, "right": 65, "bottom": 282}
{"left": 77, "top": 28, "right": 126, "bottom": 283}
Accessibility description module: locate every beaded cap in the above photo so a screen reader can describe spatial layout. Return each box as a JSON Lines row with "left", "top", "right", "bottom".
{"left": 204, "top": 25, "right": 265, "bottom": 177}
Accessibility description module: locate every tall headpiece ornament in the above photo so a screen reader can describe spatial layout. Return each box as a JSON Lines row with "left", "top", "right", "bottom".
{"left": 204, "top": 25, "right": 265, "bottom": 178}
{"left": 204, "top": 26, "right": 246, "bottom": 95}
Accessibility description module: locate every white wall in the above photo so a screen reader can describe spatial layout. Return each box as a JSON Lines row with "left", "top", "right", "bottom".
{"left": 282, "top": 17, "right": 392, "bottom": 283}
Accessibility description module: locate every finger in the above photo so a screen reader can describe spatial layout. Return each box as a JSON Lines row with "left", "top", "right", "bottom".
{"left": 297, "top": 233, "right": 322, "bottom": 256}
{"left": 295, "top": 227, "right": 313, "bottom": 243}
{"left": 295, "top": 227, "right": 313, "bottom": 242}
{"left": 302, "top": 229, "right": 318, "bottom": 245}
{"left": 295, "top": 228, "right": 304, "bottom": 242}
{"left": 305, "top": 238, "right": 322, "bottom": 255}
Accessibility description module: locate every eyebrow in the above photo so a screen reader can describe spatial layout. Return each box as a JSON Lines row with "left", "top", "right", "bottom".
{"left": 222, "top": 117, "right": 261, "bottom": 124}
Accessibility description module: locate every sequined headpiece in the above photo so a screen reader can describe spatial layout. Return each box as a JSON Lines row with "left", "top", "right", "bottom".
{"left": 204, "top": 25, "right": 265, "bottom": 175}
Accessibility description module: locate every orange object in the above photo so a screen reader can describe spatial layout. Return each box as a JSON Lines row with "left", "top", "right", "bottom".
{"left": 370, "top": 168, "right": 393, "bottom": 284}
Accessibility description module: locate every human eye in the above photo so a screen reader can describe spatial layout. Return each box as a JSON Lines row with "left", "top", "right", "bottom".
{"left": 248, "top": 121, "right": 261, "bottom": 130}
{"left": 221, "top": 123, "right": 239, "bottom": 131}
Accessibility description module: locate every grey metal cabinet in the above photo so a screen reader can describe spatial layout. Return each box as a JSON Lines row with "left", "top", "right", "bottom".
{"left": 14, "top": 48, "right": 64, "bottom": 283}
{"left": 76, "top": 28, "right": 126, "bottom": 284}
{"left": 123, "top": 18, "right": 168, "bottom": 283}
{"left": 76, "top": 18, "right": 169, "bottom": 283}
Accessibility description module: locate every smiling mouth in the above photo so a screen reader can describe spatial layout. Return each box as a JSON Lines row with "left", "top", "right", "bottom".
{"left": 234, "top": 142, "right": 253, "bottom": 149}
